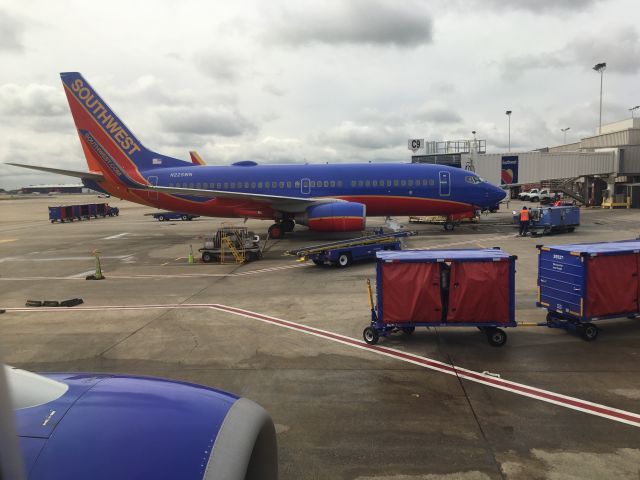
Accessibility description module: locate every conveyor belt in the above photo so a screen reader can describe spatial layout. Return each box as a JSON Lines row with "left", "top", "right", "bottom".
{"left": 285, "top": 231, "right": 416, "bottom": 257}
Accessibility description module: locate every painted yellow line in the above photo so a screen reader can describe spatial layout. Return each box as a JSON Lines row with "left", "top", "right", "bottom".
{"left": 0, "top": 239, "right": 18, "bottom": 244}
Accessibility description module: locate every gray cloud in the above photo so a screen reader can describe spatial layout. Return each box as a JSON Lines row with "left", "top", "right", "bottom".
{"left": 481, "top": 0, "right": 604, "bottom": 12}
{"left": 414, "top": 107, "right": 463, "bottom": 124}
{"left": 267, "top": 0, "right": 433, "bottom": 47}
{"left": 194, "top": 49, "right": 242, "bottom": 82}
{"left": 320, "top": 121, "right": 405, "bottom": 149}
{"left": 156, "top": 106, "right": 257, "bottom": 137}
{"left": 0, "top": 83, "right": 66, "bottom": 117}
{"left": 0, "top": 9, "right": 26, "bottom": 52}
{"left": 501, "top": 26, "right": 640, "bottom": 79}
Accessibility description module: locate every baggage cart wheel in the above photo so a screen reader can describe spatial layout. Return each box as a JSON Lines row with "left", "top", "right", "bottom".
{"left": 158, "top": 215, "right": 166, "bottom": 221}
{"left": 268, "top": 223, "right": 284, "bottom": 239}
{"left": 282, "top": 219, "right": 295, "bottom": 232}
{"left": 401, "top": 326, "right": 415, "bottom": 335}
{"left": 546, "top": 312, "right": 557, "bottom": 324}
{"left": 443, "top": 221, "right": 455, "bottom": 231}
{"left": 312, "top": 259, "right": 324, "bottom": 266}
{"left": 202, "top": 251, "right": 214, "bottom": 263}
{"left": 567, "top": 227, "right": 575, "bottom": 233}
{"left": 486, "top": 328, "right": 507, "bottom": 347}
{"left": 580, "top": 323, "right": 598, "bottom": 341}
{"left": 181, "top": 215, "right": 188, "bottom": 221}
{"left": 363, "top": 326, "right": 379, "bottom": 345}
{"left": 337, "top": 253, "right": 352, "bottom": 268}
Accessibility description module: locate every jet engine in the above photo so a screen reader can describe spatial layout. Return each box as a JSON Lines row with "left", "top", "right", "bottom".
{"left": 296, "top": 202, "right": 366, "bottom": 232}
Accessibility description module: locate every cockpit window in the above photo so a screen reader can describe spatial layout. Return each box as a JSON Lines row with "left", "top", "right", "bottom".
{"left": 465, "top": 176, "right": 482, "bottom": 184}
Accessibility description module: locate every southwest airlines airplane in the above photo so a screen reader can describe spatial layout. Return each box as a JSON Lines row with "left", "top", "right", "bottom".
{"left": 9, "top": 73, "right": 505, "bottom": 238}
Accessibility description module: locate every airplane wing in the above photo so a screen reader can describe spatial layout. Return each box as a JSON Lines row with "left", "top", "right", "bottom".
{"left": 149, "top": 185, "right": 342, "bottom": 213}
{"left": 6, "top": 163, "right": 104, "bottom": 181}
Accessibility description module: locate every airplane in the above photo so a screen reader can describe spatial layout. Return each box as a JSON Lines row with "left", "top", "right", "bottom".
{"left": 4, "top": 365, "right": 277, "bottom": 479}
{"left": 8, "top": 72, "right": 506, "bottom": 239}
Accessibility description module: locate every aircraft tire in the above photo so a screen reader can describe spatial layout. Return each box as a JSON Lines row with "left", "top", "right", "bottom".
{"left": 282, "top": 219, "right": 295, "bottom": 232}
{"left": 443, "top": 221, "right": 455, "bottom": 231}
{"left": 269, "top": 224, "right": 284, "bottom": 239}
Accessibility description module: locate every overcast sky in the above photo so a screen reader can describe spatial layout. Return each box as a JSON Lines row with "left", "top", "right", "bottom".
{"left": 1, "top": 0, "right": 639, "bottom": 189}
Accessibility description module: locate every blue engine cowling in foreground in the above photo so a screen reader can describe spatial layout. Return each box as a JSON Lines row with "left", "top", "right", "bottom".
{"left": 297, "top": 202, "right": 366, "bottom": 232}
{"left": 15, "top": 373, "right": 277, "bottom": 480}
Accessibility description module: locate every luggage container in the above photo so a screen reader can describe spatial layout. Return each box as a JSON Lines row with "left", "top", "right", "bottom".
{"left": 512, "top": 206, "right": 579, "bottom": 235}
{"left": 364, "top": 249, "right": 517, "bottom": 346}
{"left": 537, "top": 240, "right": 640, "bottom": 340}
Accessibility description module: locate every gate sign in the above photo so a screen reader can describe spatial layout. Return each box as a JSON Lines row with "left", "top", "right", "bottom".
{"left": 408, "top": 139, "right": 424, "bottom": 152}
{"left": 501, "top": 155, "right": 519, "bottom": 185}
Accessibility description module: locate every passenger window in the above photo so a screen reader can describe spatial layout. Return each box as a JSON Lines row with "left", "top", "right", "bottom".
{"left": 216, "top": 182, "right": 222, "bottom": 189}
{"left": 243, "top": 182, "right": 249, "bottom": 188}
{"left": 265, "top": 182, "right": 270, "bottom": 189}
{"left": 323, "top": 181, "right": 328, "bottom": 187}
{"left": 393, "top": 180, "right": 399, "bottom": 187}
{"left": 365, "top": 180, "right": 371, "bottom": 187}
{"left": 203, "top": 183, "right": 208, "bottom": 189}
{"left": 386, "top": 180, "right": 392, "bottom": 187}
{"left": 188, "top": 182, "right": 194, "bottom": 188}
{"left": 223, "top": 182, "right": 228, "bottom": 189}
{"left": 279, "top": 181, "right": 285, "bottom": 188}
{"left": 330, "top": 180, "right": 335, "bottom": 187}
{"left": 258, "top": 182, "right": 263, "bottom": 188}
{"left": 169, "top": 183, "right": 174, "bottom": 187}
{"left": 408, "top": 180, "right": 414, "bottom": 187}
{"left": 357, "top": 180, "right": 364, "bottom": 187}
{"left": 251, "top": 182, "right": 256, "bottom": 188}
{"left": 337, "top": 180, "right": 343, "bottom": 187}
{"left": 310, "top": 181, "right": 316, "bottom": 187}
{"left": 400, "top": 180, "right": 406, "bottom": 186}
{"left": 295, "top": 181, "right": 300, "bottom": 188}
{"left": 271, "top": 181, "right": 277, "bottom": 188}
{"left": 287, "top": 181, "right": 292, "bottom": 188}
{"left": 196, "top": 182, "right": 201, "bottom": 189}
{"left": 230, "top": 182, "right": 236, "bottom": 188}
{"left": 350, "top": 180, "right": 356, "bottom": 187}
{"left": 372, "top": 180, "right": 378, "bottom": 187}
{"left": 429, "top": 179, "right": 434, "bottom": 186}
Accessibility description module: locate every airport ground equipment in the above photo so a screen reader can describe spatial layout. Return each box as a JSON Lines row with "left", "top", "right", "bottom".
{"left": 537, "top": 240, "right": 640, "bottom": 341}
{"left": 199, "top": 226, "right": 262, "bottom": 264}
{"left": 48, "top": 203, "right": 118, "bottom": 223}
{"left": 150, "top": 212, "right": 199, "bottom": 221}
{"left": 512, "top": 206, "right": 579, "bottom": 235}
{"left": 285, "top": 230, "right": 415, "bottom": 267}
{"left": 409, "top": 211, "right": 478, "bottom": 231}
{"left": 364, "top": 248, "right": 517, "bottom": 346}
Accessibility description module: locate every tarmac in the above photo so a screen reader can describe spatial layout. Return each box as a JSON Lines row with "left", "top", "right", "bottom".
{"left": 1, "top": 194, "right": 639, "bottom": 480}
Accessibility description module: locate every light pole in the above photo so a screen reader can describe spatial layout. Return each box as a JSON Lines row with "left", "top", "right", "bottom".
{"left": 593, "top": 62, "right": 606, "bottom": 132}
{"left": 561, "top": 127, "right": 570, "bottom": 143}
{"left": 630, "top": 106, "right": 640, "bottom": 118}
{"left": 505, "top": 110, "right": 512, "bottom": 152}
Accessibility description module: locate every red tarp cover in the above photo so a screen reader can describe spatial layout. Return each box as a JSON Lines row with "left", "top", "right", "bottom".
{"left": 380, "top": 262, "right": 442, "bottom": 323}
{"left": 447, "top": 261, "right": 510, "bottom": 323}
{"left": 586, "top": 253, "right": 638, "bottom": 317}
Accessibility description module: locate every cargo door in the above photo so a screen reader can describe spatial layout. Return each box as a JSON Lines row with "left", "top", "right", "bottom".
{"left": 148, "top": 176, "right": 158, "bottom": 200}
{"left": 447, "top": 260, "right": 510, "bottom": 323}
{"left": 439, "top": 171, "right": 450, "bottom": 197}
{"left": 380, "top": 262, "right": 442, "bottom": 324}
{"left": 586, "top": 253, "right": 638, "bottom": 318}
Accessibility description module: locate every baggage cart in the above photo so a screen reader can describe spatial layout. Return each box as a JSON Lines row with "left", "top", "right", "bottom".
{"left": 285, "top": 230, "right": 415, "bottom": 267}
{"left": 409, "top": 211, "right": 477, "bottom": 231}
{"left": 537, "top": 240, "right": 640, "bottom": 340}
{"left": 364, "top": 248, "right": 517, "bottom": 346}
{"left": 150, "top": 212, "right": 199, "bottom": 221}
{"left": 529, "top": 206, "right": 579, "bottom": 235}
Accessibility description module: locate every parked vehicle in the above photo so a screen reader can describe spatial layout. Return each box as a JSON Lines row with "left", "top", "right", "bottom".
{"left": 285, "top": 231, "right": 414, "bottom": 267}
{"left": 518, "top": 188, "right": 540, "bottom": 201}
{"left": 48, "top": 203, "right": 118, "bottom": 223}
{"left": 152, "top": 212, "right": 199, "bottom": 221}
{"left": 200, "top": 226, "right": 262, "bottom": 263}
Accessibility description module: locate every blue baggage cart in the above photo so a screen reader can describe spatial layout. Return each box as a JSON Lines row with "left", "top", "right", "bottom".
{"left": 364, "top": 249, "right": 517, "bottom": 346}
{"left": 513, "top": 206, "right": 579, "bottom": 235}
{"left": 537, "top": 240, "right": 640, "bottom": 340}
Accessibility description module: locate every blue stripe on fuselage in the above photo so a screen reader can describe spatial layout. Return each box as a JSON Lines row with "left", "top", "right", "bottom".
{"left": 140, "top": 163, "right": 504, "bottom": 209}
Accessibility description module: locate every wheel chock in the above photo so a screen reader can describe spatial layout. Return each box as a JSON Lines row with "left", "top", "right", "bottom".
{"left": 0, "top": 309, "right": 5, "bottom": 314}
{"left": 42, "top": 300, "right": 60, "bottom": 307}
{"left": 25, "top": 300, "right": 43, "bottom": 307}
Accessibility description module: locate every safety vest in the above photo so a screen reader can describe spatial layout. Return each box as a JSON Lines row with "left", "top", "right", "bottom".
{"left": 520, "top": 209, "right": 529, "bottom": 221}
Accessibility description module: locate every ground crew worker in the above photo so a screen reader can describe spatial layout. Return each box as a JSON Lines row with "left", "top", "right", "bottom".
{"left": 519, "top": 206, "right": 530, "bottom": 236}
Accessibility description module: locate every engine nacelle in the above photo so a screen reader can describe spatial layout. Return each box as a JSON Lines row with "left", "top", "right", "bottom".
{"left": 296, "top": 202, "right": 366, "bottom": 232}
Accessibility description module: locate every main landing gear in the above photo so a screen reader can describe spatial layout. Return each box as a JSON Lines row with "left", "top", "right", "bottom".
{"left": 268, "top": 219, "right": 295, "bottom": 239}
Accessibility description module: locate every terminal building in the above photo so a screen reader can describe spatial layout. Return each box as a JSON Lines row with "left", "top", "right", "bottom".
{"left": 412, "top": 118, "right": 640, "bottom": 207}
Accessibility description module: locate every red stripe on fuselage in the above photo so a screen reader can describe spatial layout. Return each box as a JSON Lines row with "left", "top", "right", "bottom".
{"left": 336, "top": 195, "right": 473, "bottom": 216}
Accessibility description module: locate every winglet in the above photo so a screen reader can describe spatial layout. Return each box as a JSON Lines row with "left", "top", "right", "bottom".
{"left": 190, "top": 151, "right": 206, "bottom": 166}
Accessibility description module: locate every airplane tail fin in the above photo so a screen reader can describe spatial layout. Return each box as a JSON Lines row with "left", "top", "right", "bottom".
{"left": 60, "top": 72, "right": 192, "bottom": 184}
{"left": 190, "top": 151, "right": 206, "bottom": 166}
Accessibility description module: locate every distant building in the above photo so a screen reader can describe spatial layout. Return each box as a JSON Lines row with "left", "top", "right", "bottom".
{"left": 21, "top": 184, "right": 85, "bottom": 194}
